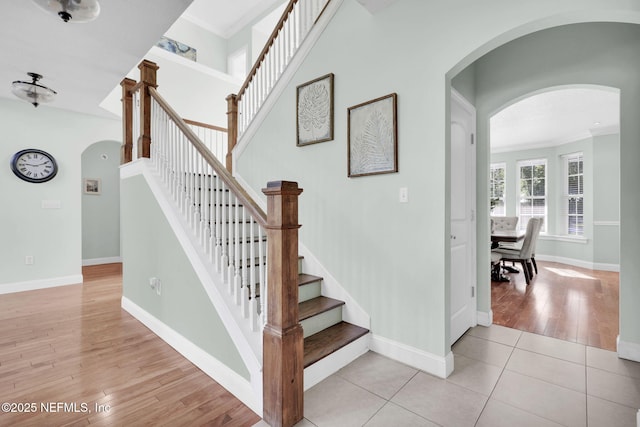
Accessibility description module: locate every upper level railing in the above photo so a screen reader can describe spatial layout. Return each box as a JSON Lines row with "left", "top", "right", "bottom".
{"left": 121, "top": 60, "right": 305, "bottom": 426}
{"left": 225, "top": 0, "right": 331, "bottom": 172}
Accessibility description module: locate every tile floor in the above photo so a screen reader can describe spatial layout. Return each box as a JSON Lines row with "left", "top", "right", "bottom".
{"left": 265, "top": 325, "right": 640, "bottom": 426}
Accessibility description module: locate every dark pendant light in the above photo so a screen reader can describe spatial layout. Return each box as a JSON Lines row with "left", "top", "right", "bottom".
{"left": 32, "top": 0, "right": 100, "bottom": 23}
{"left": 11, "top": 73, "right": 57, "bottom": 108}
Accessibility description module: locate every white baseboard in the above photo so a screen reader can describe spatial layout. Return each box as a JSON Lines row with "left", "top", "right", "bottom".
{"left": 536, "top": 254, "right": 619, "bottom": 272}
{"left": 370, "top": 334, "right": 454, "bottom": 379}
{"left": 82, "top": 256, "right": 122, "bottom": 266}
{"left": 304, "top": 333, "right": 370, "bottom": 391}
{"left": 617, "top": 335, "right": 640, "bottom": 363}
{"left": 477, "top": 310, "right": 493, "bottom": 327}
{"left": 0, "top": 274, "right": 83, "bottom": 295}
{"left": 121, "top": 296, "right": 261, "bottom": 415}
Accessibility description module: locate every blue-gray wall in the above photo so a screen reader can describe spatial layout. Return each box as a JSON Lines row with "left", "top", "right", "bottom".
{"left": 81, "top": 140, "right": 121, "bottom": 263}
{"left": 471, "top": 22, "right": 639, "bottom": 345}
{"left": 490, "top": 134, "right": 620, "bottom": 268}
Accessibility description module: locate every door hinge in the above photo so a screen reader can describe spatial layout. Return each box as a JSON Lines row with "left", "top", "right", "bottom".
{"left": 470, "top": 209, "right": 475, "bottom": 221}
{"left": 470, "top": 134, "right": 475, "bottom": 145}
{"left": 471, "top": 286, "right": 475, "bottom": 298}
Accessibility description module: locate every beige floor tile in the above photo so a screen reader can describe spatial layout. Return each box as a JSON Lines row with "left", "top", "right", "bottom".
{"left": 516, "top": 332, "right": 585, "bottom": 364}
{"left": 476, "top": 399, "right": 563, "bottom": 427}
{"left": 447, "top": 354, "right": 503, "bottom": 395}
{"left": 587, "top": 366, "right": 640, "bottom": 409}
{"left": 586, "top": 346, "right": 640, "bottom": 380}
{"left": 452, "top": 334, "right": 514, "bottom": 368}
{"left": 587, "top": 395, "right": 638, "bottom": 427}
{"left": 364, "top": 402, "right": 438, "bottom": 427}
{"left": 467, "top": 324, "right": 522, "bottom": 347}
{"left": 304, "top": 375, "right": 386, "bottom": 427}
{"left": 336, "top": 351, "right": 418, "bottom": 399}
{"left": 492, "top": 370, "right": 586, "bottom": 427}
{"left": 506, "top": 348, "right": 585, "bottom": 392}
{"left": 391, "top": 372, "right": 487, "bottom": 427}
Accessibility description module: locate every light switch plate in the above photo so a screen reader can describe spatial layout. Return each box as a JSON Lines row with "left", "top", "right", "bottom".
{"left": 399, "top": 187, "right": 408, "bottom": 203}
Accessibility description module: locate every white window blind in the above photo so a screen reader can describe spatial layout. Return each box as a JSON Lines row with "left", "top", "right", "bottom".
{"left": 517, "top": 159, "right": 547, "bottom": 232}
{"left": 490, "top": 163, "right": 506, "bottom": 216}
{"left": 564, "top": 153, "right": 584, "bottom": 236}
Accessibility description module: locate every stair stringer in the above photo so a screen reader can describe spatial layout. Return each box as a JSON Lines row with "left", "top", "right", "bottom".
{"left": 121, "top": 159, "right": 263, "bottom": 413}
{"left": 232, "top": 0, "right": 345, "bottom": 162}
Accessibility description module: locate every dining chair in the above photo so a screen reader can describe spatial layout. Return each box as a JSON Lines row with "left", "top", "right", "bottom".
{"left": 530, "top": 217, "right": 544, "bottom": 274}
{"left": 490, "top": 216, "right": 519, "bottom": 232}
{"left": 492, "top": 218, "right": 541, "bottom": 285}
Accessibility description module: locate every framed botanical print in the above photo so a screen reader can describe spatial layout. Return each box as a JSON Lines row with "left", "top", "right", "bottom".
{"left": 297, "top": 73, "right": 334, "bottom": 146}
{"left": 348, "top": 93, "right": 398, "bottom": 177}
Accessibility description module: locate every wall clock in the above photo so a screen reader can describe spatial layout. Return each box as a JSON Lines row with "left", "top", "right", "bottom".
{"left": 10, "top": 149, "right": 58, "bottom": 183}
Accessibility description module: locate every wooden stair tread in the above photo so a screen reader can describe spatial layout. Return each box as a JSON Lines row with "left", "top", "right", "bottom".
{"left": 303, "top": 322, "right": 369, "bottom": 368}
{"left": 298, "top": 273, "right": 322, "bottom": 287}
{"left": 299, "top": 296, "right": 344, "bottom": 321}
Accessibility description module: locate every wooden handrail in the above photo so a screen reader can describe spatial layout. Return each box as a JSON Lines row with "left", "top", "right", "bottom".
{"left": 148, "top": 86, "right": 267, "bottom": 227}
{"left": 183, "top": 118, "right": 227, "bottom": 133}
{"left": 237, "top": 0, "right": 298, "bottom": 101}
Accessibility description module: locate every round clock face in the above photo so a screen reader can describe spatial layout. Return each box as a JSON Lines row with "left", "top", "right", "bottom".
{"left": 10, "top": 149, "right": 58, "bottom": 183}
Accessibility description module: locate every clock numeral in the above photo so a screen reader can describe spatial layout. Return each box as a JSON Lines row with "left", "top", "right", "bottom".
{"left": 20, "top": 167, "right": 27, "bottom": 172}
{"left": 26, "top": 171, "right": 32, "bottom": 177}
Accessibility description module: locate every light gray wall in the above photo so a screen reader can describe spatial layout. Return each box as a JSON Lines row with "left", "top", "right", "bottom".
{"left": 120, "top": 175, "right": 250, "bottom": 379}
{"left": 490, "top": 134, "right": 619, "bottom": 266}
{"left": 81, "top": 140, "right": 121, "bottom": 262}
{"left": 234, "top": 0, "right": 640, "bottom": 358}
{"left": 471, "top": 22, "right": 639, "bottom": 345}
{"left": 0, "top": 98, "right": 120, "bottom": 288}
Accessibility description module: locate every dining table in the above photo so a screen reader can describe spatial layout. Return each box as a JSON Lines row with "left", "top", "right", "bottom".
{"left": 490, "top": 229, "right": 525, "bottom": 281}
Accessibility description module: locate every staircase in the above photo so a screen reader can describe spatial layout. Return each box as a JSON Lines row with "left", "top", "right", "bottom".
{"left": 296, "top": 258, "right": 369, "bottom": 371}
{"left": 121, "top": 0, "right": 366, "bottom": 423}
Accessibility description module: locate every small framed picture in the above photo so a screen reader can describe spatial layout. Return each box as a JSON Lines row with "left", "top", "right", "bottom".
{"left": 348, "top": 93, "right": 398, "bottom": 177}
{"left": 297, "top": 73, "right": 334, "bottom": 146}
{"left": 83, "top": 178, "right": 101, "bottom": 195}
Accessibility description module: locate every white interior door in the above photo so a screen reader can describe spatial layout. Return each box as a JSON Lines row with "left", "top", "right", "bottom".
{"left": 450, "top": 89, "right": 477, "bottom": 345}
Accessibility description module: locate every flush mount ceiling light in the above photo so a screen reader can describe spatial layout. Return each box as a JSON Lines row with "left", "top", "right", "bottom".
{"left": 32, "top": 0, "right": 100, "bottom": 23}
{"left": 11, "top": 73, "right": 57, "bottom": 108}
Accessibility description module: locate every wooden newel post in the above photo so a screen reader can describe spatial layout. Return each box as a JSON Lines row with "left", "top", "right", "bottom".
{"left": 138, "top": 60, "right": 159, "bottom": 159}
{"left": 226, "top": 93, "right": 238, "bottom": 173}
{"left": 120, "top": 78, "right": 136, "bottom": 164}
{"left": 262, "top": 181, "right": 304, "bottom": 427}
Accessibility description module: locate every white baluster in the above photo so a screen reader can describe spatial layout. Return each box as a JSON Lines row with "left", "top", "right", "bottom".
{"left": 241, "top": 206, "right": 249, "bottom": 318}
{"left": 233, "top": 197, "right": 241, "bottom": 306}
{"left": 249, "top": 217, "right": 258, "bottom": 330}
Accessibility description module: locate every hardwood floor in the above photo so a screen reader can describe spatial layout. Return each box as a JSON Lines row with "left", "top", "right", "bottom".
{"left": 0, "top": 264, "right": 260, "bottom": 426}
{"left": 492, "top": 260, "right": 619, "bottom": 351}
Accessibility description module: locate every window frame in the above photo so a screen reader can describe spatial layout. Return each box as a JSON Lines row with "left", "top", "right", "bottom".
{"left": 563, "top": 152, "right": 584, "bottom": 236}
{"left": 517, "top": 158, "right": 547, "bottom": 233}
{"left": 490, "top": 162, "right": 506, "bottom": 216}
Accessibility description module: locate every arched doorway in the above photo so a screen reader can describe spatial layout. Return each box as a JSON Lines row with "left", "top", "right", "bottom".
{"left": 81, "top": 140, "right": 121, "bottom": 266}
{"left": 448, "top": 20, "right": 640, "bottom": 360}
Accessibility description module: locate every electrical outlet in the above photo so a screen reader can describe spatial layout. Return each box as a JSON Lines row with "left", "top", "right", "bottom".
{"left": 25, "top": 256, "right": 34, "bottom": 265}
{"left": 149, "top": 277, "right": 162, "bottom": 296}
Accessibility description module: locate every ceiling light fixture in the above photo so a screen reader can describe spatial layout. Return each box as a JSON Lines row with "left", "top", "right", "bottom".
{"left": 11, "top": 73, "right": 57, "bottom": 108}
{"left": 32, "top": 0, "right": 101, "bottom": 23}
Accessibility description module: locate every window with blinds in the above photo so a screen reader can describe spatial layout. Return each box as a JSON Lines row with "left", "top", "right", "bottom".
{"left": 490, "top": 163, "right": 506, "bottom": 216}
{"left": 564, "top": 153, "right": 584, "bottom": 236}
{"left": 517, "top": 159, "right": 547, "bottom": 232}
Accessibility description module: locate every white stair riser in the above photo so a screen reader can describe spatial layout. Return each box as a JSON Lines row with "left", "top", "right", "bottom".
{"left": 301, "top": 306, "right": 343, "bottom": 339}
